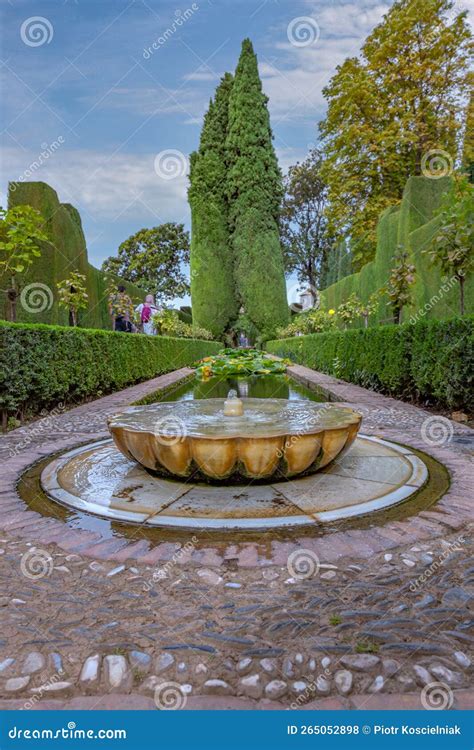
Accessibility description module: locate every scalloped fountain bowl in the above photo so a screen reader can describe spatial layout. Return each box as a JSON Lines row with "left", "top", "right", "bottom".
{"left": 107, "top": 397, "right": 362, "bottom": 482}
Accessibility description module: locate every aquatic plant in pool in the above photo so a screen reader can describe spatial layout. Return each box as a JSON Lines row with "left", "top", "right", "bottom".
{"left": 194, "top": 348, "right": 290, "bottom": 379}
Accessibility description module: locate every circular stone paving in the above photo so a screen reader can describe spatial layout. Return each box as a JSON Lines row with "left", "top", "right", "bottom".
{"left": 40, "top": 435, "right": 428, "bottom": 530}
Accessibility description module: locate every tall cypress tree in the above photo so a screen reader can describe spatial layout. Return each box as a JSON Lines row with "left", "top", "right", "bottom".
{"left": 188, "top": 73, "right": 238, "bottom": 337}
{"left": 226, "top": 39, "right": 289, "bottom": 338}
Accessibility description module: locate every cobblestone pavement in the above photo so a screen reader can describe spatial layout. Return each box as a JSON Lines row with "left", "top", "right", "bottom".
{"left": 0, "top": 365, "right": 472, "bottom": 710}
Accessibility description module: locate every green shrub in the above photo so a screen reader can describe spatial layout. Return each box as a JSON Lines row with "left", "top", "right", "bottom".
{"left": 267, "top": 317, "right": 473, "bottom": 411}
{"left": 276, "top": 308, "right": 337, "bottom": 338}
{"left": 152, "top": 309, "right": 213, "bottom": 340}
{"left": 0, "top": 321, "right": 221, "bottom": 422}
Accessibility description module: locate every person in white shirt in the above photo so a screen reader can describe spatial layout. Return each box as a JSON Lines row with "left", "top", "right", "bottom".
{"left": 135, "top": 294, "right": 159, "bottom": 335}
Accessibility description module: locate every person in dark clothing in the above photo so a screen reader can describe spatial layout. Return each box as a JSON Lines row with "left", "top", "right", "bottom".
{"left": 108, "top": 284, "right": 134, "bottom": 332}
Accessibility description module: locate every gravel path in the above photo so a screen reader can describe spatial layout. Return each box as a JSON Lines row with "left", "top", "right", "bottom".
{"left": 0, "top": 365, "right": 472, "bottom": 710}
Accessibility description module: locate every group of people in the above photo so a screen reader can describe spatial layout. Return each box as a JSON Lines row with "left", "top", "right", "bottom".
{"left": 108, "top": 285, "right": 159, "bottom": 336}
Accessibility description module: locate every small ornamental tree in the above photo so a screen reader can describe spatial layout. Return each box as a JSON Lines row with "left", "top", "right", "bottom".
{"left": 462, "top": 80, "right": 473, "bottom": 182}
{"left": 0, "top": 205, "right": 49, "bottom": 321}
{"left": 336, "top": 290, "right": 383, "bottom": 329}
{"left": 426, "top": 175, "right": 474, "bottom": 314}
{"left": 337, "top": 293, "right": 361, "bottom": 329}
{"left": 386, "top": 249, "right": 416, "bottom": 323}
{"left": 359, "top": 289, "right": 384, "bottom": 328}
{"left": 57, "top": 272, "right": 89, "bottom": 326}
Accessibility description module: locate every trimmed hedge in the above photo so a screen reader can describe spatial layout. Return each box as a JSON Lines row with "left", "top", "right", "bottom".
{"left": 3, "top": 181, "right": 144, "bottom": 328}
{"left": 267, "top": 317, "right": 474, "bottom": 411}
{"left": 0, "top": 321, "right": 221, "bottom": 421}
{"left": 321, "top": 176, "right": 474, "bottom": 324}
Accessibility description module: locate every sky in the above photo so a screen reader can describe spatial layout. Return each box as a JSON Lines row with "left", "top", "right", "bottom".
{"left": 1, "top": 0, "right": 472, "bottom": 306}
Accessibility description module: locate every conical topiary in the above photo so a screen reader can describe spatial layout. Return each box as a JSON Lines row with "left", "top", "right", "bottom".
{"left": 188, "top": 73, "right": 238, "bottom": 337}
{"left": 226, "top": 39, "right": 289, "bottom": 338}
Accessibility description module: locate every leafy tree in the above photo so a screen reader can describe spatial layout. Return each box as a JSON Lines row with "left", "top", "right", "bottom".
{"left": 226, "top": 38, "right": 289, "bottom": 339}
{"left": 319, "top": 0, "right": 472, "bottom": 267}
{"left": 0, "top": 205, "right": 49, "bottom": 321}
{"left": 281, "top": 148, "right": 333, "bottom": 291}
{"left": 188, "top": 73, "right": 238, "bottom": 338}
{"left": 426, "top": 175, "right": 474, "bottom": 314}
{"left": 57, "top": 271, "right": 89, "bottom": 327}
{"left": 102, "top": 223, "right": 189, "bottom": 304}
{"left": 385, "top": 249, "right": 416, "bottom": 323}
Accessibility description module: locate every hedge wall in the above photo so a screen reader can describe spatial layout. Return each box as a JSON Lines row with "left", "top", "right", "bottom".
{"left": 321, "top": 176, "right": 474, "bottom": 324}
{"left": 0, "top": 321, "right": 221, "bottom": 422}
{"left": 267, "top": 317, "right": 474, "bottom": 411}
{"left": 2, "top": 182, "right": 144, "bottom": 328}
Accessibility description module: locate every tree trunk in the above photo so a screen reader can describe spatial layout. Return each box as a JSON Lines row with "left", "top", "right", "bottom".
{"left": 363, "top": 313, "right": 369, "bottom": 328}
{"left": 7, "top": 287, "right": 18, "bottom": 322}
{"left": 459, "top": 275, "right": 465, "bottom": 316}
{"left": 71, "top": 308, "right": 77, "bottom": 327}
{"left": 1, "top": 410, "right": 7, "bottom": 434}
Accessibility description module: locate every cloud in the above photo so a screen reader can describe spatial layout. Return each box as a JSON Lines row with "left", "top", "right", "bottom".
{"left": 306, "top": 1, "right": 391, "bottom": 37}
{"left": 182, "top": 69, "right": 224, "bottom": 82}
{"left": 257, "top": 1, "right": 391, "bottom": 122}
{"left": 103, "top": 84, "right": 208, "bottom": 122}
{"left": 1, "top": 146, "right": 191, "bottom": 225}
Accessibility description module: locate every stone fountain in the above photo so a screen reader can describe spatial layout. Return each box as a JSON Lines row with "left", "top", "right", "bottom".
{"left": 107, "top": 392, "right": 362, "bottom": 482}
{"left": 39, "top": 390, "right": 429, "bottom": 530}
